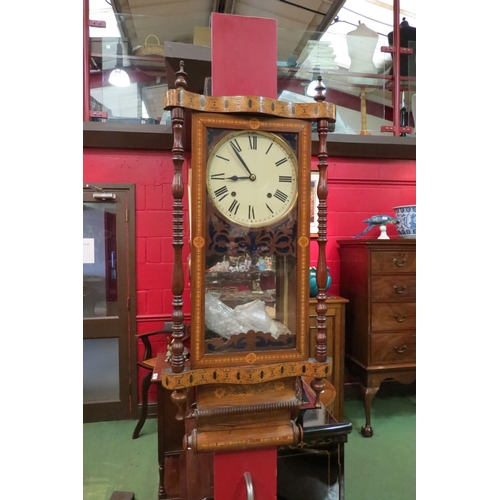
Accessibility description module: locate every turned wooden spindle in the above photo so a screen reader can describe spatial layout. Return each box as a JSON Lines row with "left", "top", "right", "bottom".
{"left": 170, "top": 61, "right": 187, "bottom": 374}
{"left": 312, "top": 75, "right": 329, "bottom": 365}
{"left": 311, "top": 75, "right": 331, "bottom": 407}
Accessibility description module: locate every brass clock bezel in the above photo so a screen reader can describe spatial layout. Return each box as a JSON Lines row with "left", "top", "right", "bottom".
{"left": 190, "top": 112, "right": 312, "bottom": 369}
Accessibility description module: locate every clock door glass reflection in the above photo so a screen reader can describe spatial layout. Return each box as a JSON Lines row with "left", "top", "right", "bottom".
{"left": 204, "top": 210, "right": 297, "bottom": 353}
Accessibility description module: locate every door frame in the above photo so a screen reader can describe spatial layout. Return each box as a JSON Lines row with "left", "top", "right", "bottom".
{"left": 83, "top": 183, "right": 137, "bottom": 422}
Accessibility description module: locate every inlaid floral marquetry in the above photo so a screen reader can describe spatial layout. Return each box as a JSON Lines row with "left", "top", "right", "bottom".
{"left": 160, "top": 359, "right": 332, "bottom": 391}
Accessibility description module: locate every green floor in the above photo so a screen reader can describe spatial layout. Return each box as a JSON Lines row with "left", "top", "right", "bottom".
{"left": 83, "top": 382, "right": 416, "bottom": 500}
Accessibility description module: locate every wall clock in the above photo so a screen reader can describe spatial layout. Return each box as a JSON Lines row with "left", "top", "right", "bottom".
{"left": 190, "top": 112, "right": 312, "bottom": 369}
{"left": 161, "top": 62, "right": 336, "bottom": 454}
{"left": 205, "top": 129, "right": 298, "bottom": 228}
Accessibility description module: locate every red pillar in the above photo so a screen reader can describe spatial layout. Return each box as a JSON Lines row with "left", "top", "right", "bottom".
{"left": 210, "top": 13, "right": 279, "bottom": 499}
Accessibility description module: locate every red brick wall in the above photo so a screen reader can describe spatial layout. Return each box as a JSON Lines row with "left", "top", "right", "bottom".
{"left": 311, "top": 157, "right": 416, "bottom": 293}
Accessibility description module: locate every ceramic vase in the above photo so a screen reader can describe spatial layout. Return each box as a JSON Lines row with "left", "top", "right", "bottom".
{"left": 309, "top": 267, "right": 331, "bottom": 297}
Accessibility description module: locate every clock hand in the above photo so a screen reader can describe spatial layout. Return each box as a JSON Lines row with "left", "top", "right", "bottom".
{"left": 224, "top": 175, "right": 251, "bottom": 181}
{"left": 229, "top": 142, "right": 255, "bottom": 178}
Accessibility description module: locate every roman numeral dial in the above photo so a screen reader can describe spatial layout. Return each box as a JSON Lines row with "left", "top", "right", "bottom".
{"left": 206, "top": 130, "right": 299, "bottom": 228}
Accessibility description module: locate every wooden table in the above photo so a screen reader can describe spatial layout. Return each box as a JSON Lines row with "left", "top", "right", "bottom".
{"left": 308, "top": 295, "right": 349, "bottom": 421}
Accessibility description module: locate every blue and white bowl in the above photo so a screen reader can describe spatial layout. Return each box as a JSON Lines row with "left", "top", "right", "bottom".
{"left": 393, "top": 205, "right": 416, "bottom": 239}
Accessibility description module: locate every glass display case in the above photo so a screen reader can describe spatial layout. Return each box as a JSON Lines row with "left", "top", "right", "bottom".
{"left": 84, "top": 0, "right": 416, "bottom": 138}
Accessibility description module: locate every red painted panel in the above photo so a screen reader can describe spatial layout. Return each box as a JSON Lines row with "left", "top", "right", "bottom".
{"left": 211, "top": 13, "right": 277, "bottom": 98}
{"left": 84, "top": 149, "right": 175, "bottom": 184}
{"left": 146, "top": 289, "right": 163, "bottom": 314}
{"left": 136, "top": 237, "right": 146, "bottom": 264}
{"left": 146, "top": 237, "right": 162, "bottom": 263}
{"left": 214, "top": 448, "right": 277, "bottom": 500}
{"left": 135, "top": 184, "right": 146, "bottom": 211}
{"left": 136, "top": 263, "right": 171, "bottom": 291}
{"left": 145, "top": 184, "right": 165, "bottom": 210}
{"left": 136, "top": 290, "right": 147, "bottom": 313}
{"left": 136, "top": 211, "right": 171, "bottom": 238}
{"left": 161, "top": 236, "right": 173, "bottom": 262}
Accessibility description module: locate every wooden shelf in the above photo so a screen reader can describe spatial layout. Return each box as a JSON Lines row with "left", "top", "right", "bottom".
{"left": 83, "top": 122, "right": 416, "bottom": 160}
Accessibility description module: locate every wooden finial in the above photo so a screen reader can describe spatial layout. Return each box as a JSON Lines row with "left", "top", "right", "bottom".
{"left": 313, "top": 75, "right": 326, "bottom": 103}
{"left": 171, "top": 389, "right": 188, "bottom": 420}
{"left": 174, "top": 60, "right": 188, "bottom": 90}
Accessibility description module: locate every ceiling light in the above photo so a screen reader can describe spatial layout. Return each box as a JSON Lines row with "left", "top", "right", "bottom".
{"left": 306, "top": 80, "right": 318, "bottom": 97}
{"left": 108, "top": 43, "right": 130, "bottom": 87}
{"left": 306, "top": 67, "right": 321, "bottom": 97}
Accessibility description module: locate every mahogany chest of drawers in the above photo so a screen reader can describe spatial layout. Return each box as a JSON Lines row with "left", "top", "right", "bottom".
{"left": 338, "top": 239, "right": 416, "bottom": 437}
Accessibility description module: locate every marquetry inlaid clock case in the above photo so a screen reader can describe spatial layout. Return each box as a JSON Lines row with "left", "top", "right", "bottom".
{"left": 160, "top": 62, "right": 336, "bottom": 457}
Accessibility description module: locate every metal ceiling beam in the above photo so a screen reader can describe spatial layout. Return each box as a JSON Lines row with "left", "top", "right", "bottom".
{"left": 316, "top": 0, "right": 347, "bottom": 34}
{"left": 213, "top": 0, "right": 236, "bottom": 14}
{"left": 110, "top": 0, "right": 134, "bottom": 54}
{"left": 286, "top": 0, "right": 346, "bottom": 62}
{"left": 277, "top": 0, "right": 347, "bottom": 36}
{"left": 279, "top": 0, "right": 331, "bottom": 16}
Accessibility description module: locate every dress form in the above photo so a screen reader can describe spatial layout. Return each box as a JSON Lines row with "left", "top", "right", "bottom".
{"left": 387, "top": 18, "right": 416, "bottom": 77}
{"left": 346, "top": 22, "right": 379, "bottom": 88}
{"left": 346, "top": 22, "right": 379, "bottom": 135}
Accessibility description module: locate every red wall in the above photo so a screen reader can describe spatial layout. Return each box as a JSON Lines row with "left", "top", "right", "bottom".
{"left": 83, "top": 147, "right": 416, "bottom": 401}
{"left": 310, "top": 157, "right": 416, "bottom": 292}
{"left": 84, "top": 148, "right": 192, "bottom": 401}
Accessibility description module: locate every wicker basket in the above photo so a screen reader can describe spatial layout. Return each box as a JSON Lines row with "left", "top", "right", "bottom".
{"left": 133, "top": 35, "right": 163, "bottom": 57}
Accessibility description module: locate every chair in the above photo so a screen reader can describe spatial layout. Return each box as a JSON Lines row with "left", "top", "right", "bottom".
{"left": 132, "top": 321, "right": 190, "bottom": 439}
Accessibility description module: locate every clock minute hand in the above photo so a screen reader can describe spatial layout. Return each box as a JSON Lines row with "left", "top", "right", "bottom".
{"left": 229, "top": 142, "right": 254, "bottom": 177}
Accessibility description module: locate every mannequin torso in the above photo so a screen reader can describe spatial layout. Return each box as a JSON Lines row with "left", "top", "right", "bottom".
{"left": 346, "top": 23, "right": 379, "bottom": 87}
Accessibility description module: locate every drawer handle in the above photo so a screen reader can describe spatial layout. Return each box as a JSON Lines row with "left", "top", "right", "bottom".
{"left": 394, "top": 345, "right": 407, "bottom": 354}
{"left": 393, "top": 257, "right": 407, "bottom": 267}
{"left": 394, "top": 314, "right": 408, "bottom": 322}
{"left": 393, "top": 285, "right": 407, "bottom": 294}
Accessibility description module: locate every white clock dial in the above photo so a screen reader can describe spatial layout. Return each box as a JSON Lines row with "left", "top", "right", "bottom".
{"left": 206, "top": 130, "right": 298, "bottom": 228}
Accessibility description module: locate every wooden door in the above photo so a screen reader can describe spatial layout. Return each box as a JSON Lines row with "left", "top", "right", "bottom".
{"left": 83, "top": 184, "right": 137, "bottom": 422}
